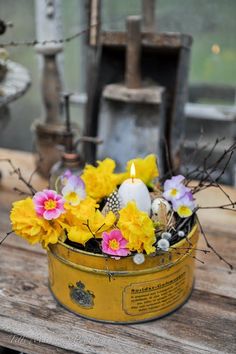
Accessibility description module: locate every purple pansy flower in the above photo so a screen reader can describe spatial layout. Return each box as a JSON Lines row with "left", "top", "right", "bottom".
{"left": 61, "top": 169, "right": 73, "bottom": 186}
{"left": 172, "top": 193, "right": 195, "bottom": 218}
{"left": 61, "top": 175, "right": 86, "bottom": 206}
{"left": 163, "top": 175, "right": 189, "bottom": 202}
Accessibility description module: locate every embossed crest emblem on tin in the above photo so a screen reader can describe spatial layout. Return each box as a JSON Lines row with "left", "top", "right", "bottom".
{"left": 69, "top": 281, "right": 95, "bottom": 308}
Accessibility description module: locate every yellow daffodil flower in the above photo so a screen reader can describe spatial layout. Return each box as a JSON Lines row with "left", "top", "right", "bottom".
{"left": 126, "top": 154, "right": 159, "bottom": 187}
{"left": 81, "top": 158, "right": 121, "bottom": 201}
{"left": 10, "top": 198, "right": 63, "bottom": 248}
{"left": 118, "top": 201, "right": 156, "bottom": 254}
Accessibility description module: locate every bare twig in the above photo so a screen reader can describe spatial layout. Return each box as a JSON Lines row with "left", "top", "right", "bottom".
{"left": 95, "top": 223, "right": 106, "bottom": 234}
{"left": 0, "top": 230, "right": 14, "bottom": 246}
{"left": 0, "top": 159, "right": 37, "bottom": 195}
{"left": 82, "top": 220, "right": 102, "bottom": 250}
{"left": 164, "top": 138, "right": 173, "bottom": 177}
{"left": 198, "top": 202, "right": 236, "bottom": 211}
{"left": 170, "top": 246, "right": 210, "bottom": 254}
{"left": 167, "top": 248, "right": 205, "bottom": 266}
{"left": 185, "top": 137, "right": 226, "bottom": 182}
{"left": 192, "top": 150, "right": 234, "bottom": 195}
{"left": 181, "top": 129, "right": 207, "bottom": 175}
{"left": 210, "top": 179, "right": 234, "bottom": 206}
{"left": 83, "top": 220, "right": 95, "bottom": 237}
{"left": 28, "top": 155, "right": 42, "bottom": 185}
{"left": 196, "top": 215, "right": 233, "bottom": 271}
{"left": 13, "top": 187, "right": 31, "bottom": 196}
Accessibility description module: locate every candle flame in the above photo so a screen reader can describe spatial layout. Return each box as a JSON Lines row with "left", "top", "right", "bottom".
{"left": 130, "top": 162, "right": 136, "bottom": 179}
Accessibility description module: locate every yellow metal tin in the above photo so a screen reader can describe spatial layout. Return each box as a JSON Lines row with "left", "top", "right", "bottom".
{"left": 48, "top": 224, "right": 199, "bottom": 323}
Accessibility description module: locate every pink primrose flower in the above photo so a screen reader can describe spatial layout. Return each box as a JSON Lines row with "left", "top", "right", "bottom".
{"left": 33, "top": 189, "right": 65, "bottom": 220}
{"left": 102, "top": 229, "right": 130, "bottom": 257}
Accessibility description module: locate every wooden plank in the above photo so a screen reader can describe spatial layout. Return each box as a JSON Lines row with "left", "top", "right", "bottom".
{"left": 0, "top": 244, "right": 235, "bottom": 353}
{"left": 185, "top": 103, "right": 235, "bottom": 122}
{"left": 195, "top": 185, "right": 236, "bottom": 298}
{"left": 139, "top": 289, "right": 236, "bottom": 353}
{"left": 99, "top": 32, "right": 192, "bottom": 49}
{"left": 0, "top": 331, "right": 78, "bottom": 354}
{"left": 189, "top": 83, "right": 236, "bottom": 104}
{"left": 196, "top": 230, "right": 236, "bottom": 298}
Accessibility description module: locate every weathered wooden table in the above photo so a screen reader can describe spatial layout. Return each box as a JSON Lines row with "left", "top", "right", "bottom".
{"left": 0, "top": 149, "right": 235, "bottom": 354}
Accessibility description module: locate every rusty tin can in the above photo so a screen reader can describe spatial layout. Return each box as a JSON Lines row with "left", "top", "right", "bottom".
{"left": 48, "top": 224, "right": 199, "bottom": 323}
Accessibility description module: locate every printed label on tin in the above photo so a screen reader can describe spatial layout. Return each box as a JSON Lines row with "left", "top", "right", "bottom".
{"left": 122, "top": 266, "right": 190, "bottom": 316}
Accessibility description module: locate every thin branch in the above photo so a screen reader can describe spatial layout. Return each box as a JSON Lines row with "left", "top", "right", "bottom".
{"left": 170, "top": 246, "right": 210, "bottom": 254}
{"left": 203, "top": 137, "right": 225, "bottom": 172}
{"left": 0, "top": 230, "right": 14, "bottom": 246}
{"left": 186, "top": 139, "right": 235, "bottom": 193}
{"left": 198, "top": 202, "right": 236, "bottom": 211}
{"left": 0, "top": 159, "right": 37, "bottom": 195}
{"left": 95, "top": 223, "right": 106, "bottom": 234}
{"left": 182, "top": 130, "right": 207, "bottom": 175}
{"left": 185, "top": 137, "right": 225, "bottom": 182}
{"left": 192, "top": 150, "right": 234, "bottom": 194}
{"left": 28, "top": 159, "right": 42, "bottom": 185}
{"left": 215, "top": 182, "right": 234, "bottom": 206}
{"left": 13, "top": 187, "right": 31, "bottom": 196}
{"left": 164, "top": 137, "right": 173, "bottom": 177}
{"left": 192, "top": 168, "right": 235, "bottom": 213}
{"left": 83, "top": 220, "right": 95, "bottom": 238}
{"left": 196, "top": 215, "right": 233, "bottom": 271}
{"left": 82, "top": 220, "right": 102, "bottom": 250}
{"left": 167, "top": 248, "right": 205, "bottom": 266}
{"left": 182, "top": 251, "right": 205, "bottom": 265}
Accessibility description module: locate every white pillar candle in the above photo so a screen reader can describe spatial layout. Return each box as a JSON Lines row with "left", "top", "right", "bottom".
{"left": 118, "top": 163, "right": 151, "bottom": 215}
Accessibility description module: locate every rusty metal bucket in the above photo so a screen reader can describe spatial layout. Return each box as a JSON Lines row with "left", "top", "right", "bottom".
{"left": 48, "top": 224, "right": 199, "bottom": 324}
